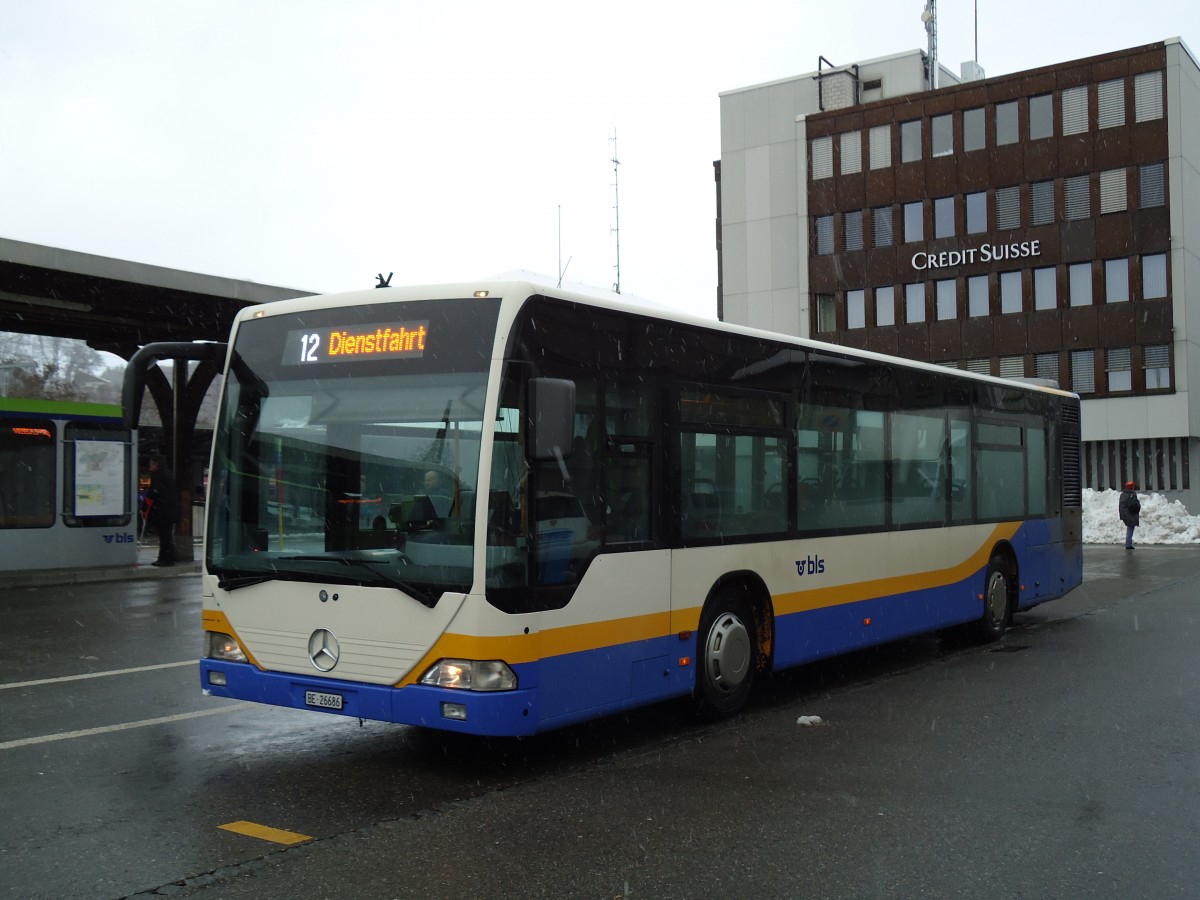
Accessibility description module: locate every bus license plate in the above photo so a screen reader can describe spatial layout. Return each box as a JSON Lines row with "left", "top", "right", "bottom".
{"left": 305, "top": 690, "right": 343, "bottom": 710}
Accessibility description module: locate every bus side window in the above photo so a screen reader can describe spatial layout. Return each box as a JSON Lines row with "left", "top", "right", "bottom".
{"left": 890, "top": 410, "right": 948, "bottom": 527}
{"left": 680, "top": 433, "right": 720, "bottom": 539}
{"left": 606, "top": 446, "right": 651, "bottom": 543}
{"left": 604, "top": 380, "right": 656, "bottom": 545}
{"left": 949, "top": 419, "right": 972, "bottom": 522}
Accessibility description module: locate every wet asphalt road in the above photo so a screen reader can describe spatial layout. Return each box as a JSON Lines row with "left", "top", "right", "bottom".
{"left": 1, "top": 544, "right": 1198, "bottom": 899}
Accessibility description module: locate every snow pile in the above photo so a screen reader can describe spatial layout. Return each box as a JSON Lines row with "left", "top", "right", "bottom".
{"left": 1082, "top": 488, "right": 1200, "bottom": 545}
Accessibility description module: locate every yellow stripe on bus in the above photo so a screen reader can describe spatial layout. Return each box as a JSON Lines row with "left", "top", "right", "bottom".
{"left": 393, "top": 612, "right": 672, "bottom": 686}
{"left": 398, "top": 522, "right": 1020, "bottom": 684}
{"left": 773, "top": 521, "right": 1020, "bottom": 615}
{"left": 208, "top": 522, "right": 1021, "bottom": 688}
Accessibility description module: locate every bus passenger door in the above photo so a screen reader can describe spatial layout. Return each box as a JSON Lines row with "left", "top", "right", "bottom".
{"left": 533, "top": 379, "right": 674, "bottom": 722}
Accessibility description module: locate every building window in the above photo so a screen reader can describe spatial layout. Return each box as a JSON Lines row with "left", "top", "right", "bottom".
{"left": 968, "top": 275, "right": 988, "bottom": 317}
{"left": 1062, "top": 86, "right": 1088, "bottom": 135}
{"left": 963, "top": 107, "right": 985, "bottom": 152}
{"left": 1106, "top": 347, "right": 1132, "bottom": 392}
{"left": 844, "top": 210, "right": 864, "bottom": 251}
{"left": 847, "top": 289, "right": 866, "bottom": 329}
{"left": 903, "top": 202, "right": 923, "bottom": 243}
{"left": 1142, "top": 253, "right": 1167, "bottom": 299}
{"left": 966, "top": 358, "right": 991, "bottom": 375}
{"left": 1134, "top": 71, "right": 1164, "bottom": 122}
{"left": 1139, "top": 163, "right": 1165, "bottom": 208}
{"left": 995, "top": 186, "right": 1020, "bottom": 230}
{"left": 872, "top": 206, "right": 893, "bottom": 247}
{"left": 965, "top": 191, "right": 987, "bottom": 234}
{"left": 815, "top": 293, "right": 836, "bottom": 332}
{"left": 934, "top": 196, "right": 955, "bottom": 238}
{"left": 1035, "top": 352, "right": 1058, "bottom": 382}
{"left": 936, "top": 279, "right": 957, "bottom": 320}
{"left": 1099, "top": 168, "right": 1127, "bottom": 214}
{"left": 932, "top": 114, "right": 953, "bottom": 157}
{"left": 901, "top": 120, "right": 922, "bottom": 163}
{"left": 1029, "top": 94, "right": 1053, "bottom": 140}
{"left": 840, "top": 131, "right": 862, "bottom": 175}
{"left": 814, "top": 215, "right": 834, "bottom": 255}
{"left": 1069, "top": 263, "right": 1092, "bottom": 306}
{"left": 1030, "top": 180, "right": 1055, "bottom": 225}
{"left": 999, "top": 355, "right": 1024, "bottom": 378}
{"left": 996, "top": 101, "right": 1019, "bottom": 145}
{"left": 1034, "top": 267, "right": 1057, "bottom": 310}
{"left": 1064, "top": 175, "right": 1090, "bottom": 220}
{"left": 1098, "top": 79, "right": 1125, "bottom": 128}
{"left": 869, "top": 125, "right": 891, "bottom": 169}
{"left": 1000, "top": 271, "right": 1022, "bottom": 314}
{"left": 811, "top": 137, "right": 833, "bottom": 180}
{"left": 1144, "top": 344, "right": 1170, "bottom": 389}
{"left": 1071, "top": 350, "right": 1095, "bottom": 394}
{"left": 1105, "top": 259, "right": 1129, "bottom": 303}
{"left": 875, "top": 285, "right": 895, "bottom": 326}
{"left": 905, "top": 283, "right": 925, "bottom": 323}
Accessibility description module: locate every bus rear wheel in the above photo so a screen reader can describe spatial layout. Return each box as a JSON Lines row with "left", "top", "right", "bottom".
{"left": 975, "top": 554, "right": 1014, "bottom": 642}
{"left": 695, "top": 589, "right": 758, "bottom": 719}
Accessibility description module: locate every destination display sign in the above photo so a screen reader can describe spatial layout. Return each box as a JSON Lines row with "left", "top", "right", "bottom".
{"left": 281, "top": 320, "right": 429, "bottom": 365}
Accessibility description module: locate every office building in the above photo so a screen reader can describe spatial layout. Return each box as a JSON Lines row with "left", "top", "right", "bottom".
{"left": 718, "top": 39, "right": 1200, "bottom": 509}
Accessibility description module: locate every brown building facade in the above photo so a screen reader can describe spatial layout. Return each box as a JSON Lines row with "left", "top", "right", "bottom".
{"left": 719, "top": 39, "right": 1200, "bottom": 510}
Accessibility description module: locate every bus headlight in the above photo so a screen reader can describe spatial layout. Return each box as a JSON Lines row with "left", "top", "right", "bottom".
{"left": 207, "top": 632, "right": 248, "bottom": 663}
{"left": 419, "top": 659, "right": 517, "bottom": 691}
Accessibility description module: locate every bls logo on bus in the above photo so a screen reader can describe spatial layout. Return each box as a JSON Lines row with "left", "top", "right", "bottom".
{"left": 103, "top": 532, "right": 137, "bottom": 544}
{"left": 795, "top": 555, "right": 826, "bottom": 577}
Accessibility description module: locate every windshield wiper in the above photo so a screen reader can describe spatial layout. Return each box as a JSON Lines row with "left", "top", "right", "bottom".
{"left": 211, "top": 556, "right": 439, "bottom": 606}
{"left": 279, "top": 555, "right": 438, "bottom": 607}
{"left": 212, "top": 568, "right": 276, "bottom": 591}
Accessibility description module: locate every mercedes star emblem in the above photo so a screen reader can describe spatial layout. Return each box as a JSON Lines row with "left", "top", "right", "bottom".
{"left": 307, "top": 628, "right": 340, "bottom": 672}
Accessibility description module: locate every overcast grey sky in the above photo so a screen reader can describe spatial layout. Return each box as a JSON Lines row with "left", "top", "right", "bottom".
{"left": 2, "top": 1, "right": 1197, "bottom": 321}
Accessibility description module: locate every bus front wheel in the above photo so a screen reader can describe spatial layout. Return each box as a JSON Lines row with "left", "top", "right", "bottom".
{"left": 975, "top": 555, "right": 1014, "bottom": 642}
{"left": 695, "top": 589, "right": 758, "bottom": 719}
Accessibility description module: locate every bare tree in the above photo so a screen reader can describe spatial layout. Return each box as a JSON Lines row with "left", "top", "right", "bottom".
{"left": 0, "top": 332, "right": 119, "bottom": 401}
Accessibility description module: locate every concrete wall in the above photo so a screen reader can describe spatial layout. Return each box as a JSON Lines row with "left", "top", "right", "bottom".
{"left": 1167, "top": 39, "right": 1200, "bottom": 504}
{"left": 720, "top": 51, "right": 944, "bottom": 338}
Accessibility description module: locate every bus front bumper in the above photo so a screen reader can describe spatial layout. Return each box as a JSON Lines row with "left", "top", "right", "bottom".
{"left": 200, "top": 660, "right": 539, "bottom": 736}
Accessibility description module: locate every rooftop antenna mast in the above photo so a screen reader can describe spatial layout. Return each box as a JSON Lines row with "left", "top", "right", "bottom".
{"left": 921, "top": 0, "right": 938, "bottom": 89}
{"left": 610, "top": 129, "right": 621, "bottom": 295}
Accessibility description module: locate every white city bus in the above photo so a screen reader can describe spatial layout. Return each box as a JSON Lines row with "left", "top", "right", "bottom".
{"left": 124, "top": 279, "right": 1082, "bottom": 735}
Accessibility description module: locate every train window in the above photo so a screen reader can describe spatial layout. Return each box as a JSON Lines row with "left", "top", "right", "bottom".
{"left": 0, "top": 417, "right": 56, "bottom": 528}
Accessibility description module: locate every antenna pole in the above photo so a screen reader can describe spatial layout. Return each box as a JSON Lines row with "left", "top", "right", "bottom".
{"left": 610, "top": 129, "right": 621, "bottom": 295}
{"left": 923, "top": 0, "right": 938, "bottom": 89}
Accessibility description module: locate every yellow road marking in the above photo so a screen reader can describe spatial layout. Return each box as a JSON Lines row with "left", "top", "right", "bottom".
{"left": 218, "top": 820, "right": 312, "bottom": 845}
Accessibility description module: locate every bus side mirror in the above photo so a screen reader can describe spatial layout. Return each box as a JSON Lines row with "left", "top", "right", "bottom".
{"left": 527, "top": 378, "right": 575, "bottom": 462}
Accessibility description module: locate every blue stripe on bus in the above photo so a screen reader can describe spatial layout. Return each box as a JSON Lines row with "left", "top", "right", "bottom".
{"left": 201, "top": 520, "right": 1080, "bottom": 736}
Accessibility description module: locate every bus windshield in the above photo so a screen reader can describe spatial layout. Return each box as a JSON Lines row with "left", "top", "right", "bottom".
{"left": 206, "top": 297, "right": 499, "bottom": 605}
